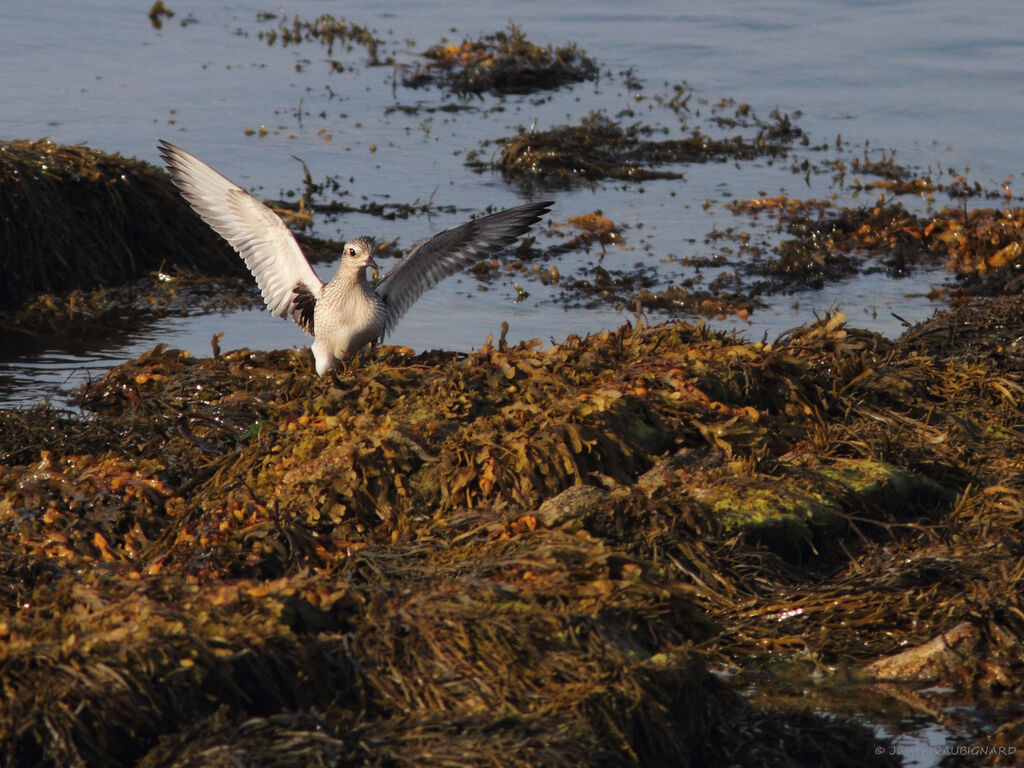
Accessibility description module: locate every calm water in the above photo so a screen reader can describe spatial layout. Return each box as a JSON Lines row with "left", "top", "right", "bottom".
{"left": 1, "top": 0, "right": 1022, "bottom": 407}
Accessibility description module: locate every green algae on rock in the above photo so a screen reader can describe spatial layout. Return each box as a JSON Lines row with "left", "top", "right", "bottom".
{"left": 690, "top": 458, "right": 952, "bottom": 561}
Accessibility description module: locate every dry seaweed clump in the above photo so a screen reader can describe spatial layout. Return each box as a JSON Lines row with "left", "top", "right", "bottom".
{"left": 486, "top": 110, "right": 804, "bottom": 185}
{"left": 0, "top": 139, "right": 240, "bottom": 307}
{"left": 404, "top": 24, "right": 599, "bottom": 96}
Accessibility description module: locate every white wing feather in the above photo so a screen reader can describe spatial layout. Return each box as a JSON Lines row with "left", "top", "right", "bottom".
{"left": 158, "top": 140, "right": 323, "bottom": 335}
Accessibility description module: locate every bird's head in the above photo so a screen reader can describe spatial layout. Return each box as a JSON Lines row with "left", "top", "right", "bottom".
{"left": 340, "top": 236, "right": 379, "bottom": 277}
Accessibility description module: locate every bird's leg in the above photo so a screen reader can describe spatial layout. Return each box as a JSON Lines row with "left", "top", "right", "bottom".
{"left": 332, "top": 347, "right": 371, "bottom": 377}
{"left": 355, "top": 342, "right": 378, "bottom": 368}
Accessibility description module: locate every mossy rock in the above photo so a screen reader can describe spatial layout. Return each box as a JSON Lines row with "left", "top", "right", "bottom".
{"left": 693, "top": 459, "right": 952, "bottom": 561}
{"left": 818, "top": 457, "right": 952, "bottom": 518}
{"left": 694, "top": 479, "right": 846, "bottom": 561}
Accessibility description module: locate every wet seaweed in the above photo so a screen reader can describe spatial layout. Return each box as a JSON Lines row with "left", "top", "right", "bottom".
{"left": 0, "top": 140, "right": 356, "bottom": 337}
{"left": 403, "top": 24, "right": 599, "bottom": 97}
{"left": 147, "top": 1, "right": 172, "bottom": 29}
{"left": 0, "top": 273, "right": 259, "bottom": 340}
{"left": 255, "top": 12, "right": 384, "bottom": 65}
{"left": 559, "top": 267, "right": 760, "bottom": 320}
{"left": 725, "top": 194, "right": 1024, "bottom": 299}
{"left": 6, "top": 293, "right": 1024, "bottom": 764}
{"left": 483, "top": 109, "right": 805, "bottom": 186}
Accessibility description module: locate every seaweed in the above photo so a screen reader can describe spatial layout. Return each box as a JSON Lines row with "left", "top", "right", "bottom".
{"left": 730, "top": 195, "right": 1024, "bottom": 287}
{"left": 6, "top": 139, "right": 1024, "bottom": 764}
{"left": 484, "top": 109, "right": 804, "bottom": 186}
{"left": 255, "top": 12, "right": 383, "bottom": 65}
{"left": 0, "top": 313, "right": 949, "bottom": 765}
{"left": 404, "top": 24, "right": 598, "bottom": 97}
{"left": 0, "top": 140, "right": 241, "bottom": 307}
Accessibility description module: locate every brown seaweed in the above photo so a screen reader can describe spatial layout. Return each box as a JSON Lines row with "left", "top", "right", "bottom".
{"left": 404, "top": 24, "right": 598, "bottom": 97}
{"left": 1, "top": 312, "right": 959, "bottom": 766}
{"left": 484, "top": 109, "right": 804, "bottom": 186}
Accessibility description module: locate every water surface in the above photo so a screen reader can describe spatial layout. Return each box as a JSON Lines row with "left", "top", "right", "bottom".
{"left": 1, "top": 0, "right": 1021, "bottom": 406}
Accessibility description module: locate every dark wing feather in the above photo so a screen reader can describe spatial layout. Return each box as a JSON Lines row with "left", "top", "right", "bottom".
{"left": 292, "top": 283, "right": 317, "bottom": 335}
{"left": 376, "top": 200, "right": 551, "bottom": 336}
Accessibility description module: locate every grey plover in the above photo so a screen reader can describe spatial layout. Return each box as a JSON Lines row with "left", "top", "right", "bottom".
{"left": 158, "top": 140, "right": 551, "bottom": 375}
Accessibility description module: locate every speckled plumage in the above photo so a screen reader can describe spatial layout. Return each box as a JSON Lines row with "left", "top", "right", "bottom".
{"left": 158, "top": 141, "right": 552, "bottom": 376}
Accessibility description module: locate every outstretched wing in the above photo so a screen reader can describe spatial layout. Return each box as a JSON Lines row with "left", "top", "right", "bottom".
{"left": 376, "top": 200, "right": 551, "bottom": 336}
{"left": 158, "top": 140, "right": 323, "bottom": 336}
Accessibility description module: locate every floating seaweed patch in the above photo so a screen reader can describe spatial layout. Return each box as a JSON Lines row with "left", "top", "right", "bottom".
{"left": 482, "top": 109, "right": 804, "bottom": 186}
{"left": 403, "top": 24, "right": 598, "bottom": 97}
{"left": 147, "top": 1, "right": 173, "bottom": 29}
{"left": 255, "top": 11, "right": 383, "bottom": 64}
{"left": 554, "top": 263, "right": 758, "bottom": 321}
{"left": 563, "top": 212, "right": 625, "bottom": 246}
{"left": 728, "top": 194, "right": 1024, "bottom": 292}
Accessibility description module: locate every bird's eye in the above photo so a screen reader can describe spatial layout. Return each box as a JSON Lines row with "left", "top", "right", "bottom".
{"left": 348, "top": 247, "right": 357, "bottom": 257}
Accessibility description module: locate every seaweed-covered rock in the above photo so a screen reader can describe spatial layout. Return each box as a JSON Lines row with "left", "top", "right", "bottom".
{"left": 0, "top": 140, "right": 241, "bottom": 306}
{"left": 7, "top": 302, "right": 1024, "bottom": 765}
